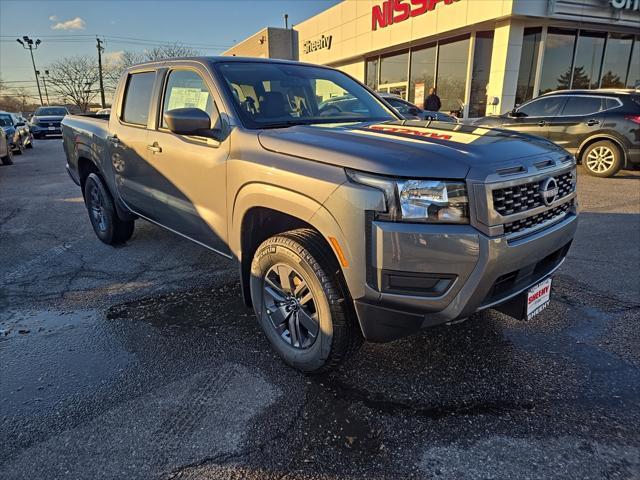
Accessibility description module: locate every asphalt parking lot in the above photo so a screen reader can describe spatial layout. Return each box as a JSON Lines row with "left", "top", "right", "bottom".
{"left": 1, "top": 139, "right": 639, "bottom": 480}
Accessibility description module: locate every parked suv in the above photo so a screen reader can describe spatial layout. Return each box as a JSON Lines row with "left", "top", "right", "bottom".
{"left": 474, "top": 90, "right": 640, "bottom": 177}
{"left": 62, "top": 57, "right": 577, "bottom": 372}
{"left": 30, "top": 106, "right": 69, "bottom": 138}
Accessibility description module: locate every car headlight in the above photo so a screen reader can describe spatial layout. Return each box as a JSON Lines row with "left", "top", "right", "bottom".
{"left": 346, "top": 169, "right": 469, "bottom": 224}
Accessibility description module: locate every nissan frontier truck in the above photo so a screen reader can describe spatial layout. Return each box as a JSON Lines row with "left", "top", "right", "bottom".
{"left": 62, "top": 57, "right": 578, "bottom": 372}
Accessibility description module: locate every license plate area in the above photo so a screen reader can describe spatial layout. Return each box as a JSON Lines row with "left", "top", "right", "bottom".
{"left": 48, "top": 126, "right": 56, "bottom": 131}
{"left": 492, "top": 277, "right": 552, "bottom": 321}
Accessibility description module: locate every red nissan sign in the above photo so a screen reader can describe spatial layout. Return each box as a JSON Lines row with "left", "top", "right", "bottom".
{"left": 372, "top": 0, "right": 461, "bottom": 31}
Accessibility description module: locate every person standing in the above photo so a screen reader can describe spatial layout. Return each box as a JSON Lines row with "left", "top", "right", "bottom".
{"left": 424, "top": 87, "right": 441, "bottom": 112}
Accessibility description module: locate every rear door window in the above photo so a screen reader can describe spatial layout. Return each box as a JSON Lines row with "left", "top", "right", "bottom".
{"left": 561, "top": 96, "right": 603, "bottom": 116}
{"left": 121, "top": 71, "right": 156, "bottom": 126}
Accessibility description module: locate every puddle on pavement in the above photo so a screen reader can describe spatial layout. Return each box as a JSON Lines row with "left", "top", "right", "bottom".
{"left": 106, "top": 281, "right": 253, "bottom": 328}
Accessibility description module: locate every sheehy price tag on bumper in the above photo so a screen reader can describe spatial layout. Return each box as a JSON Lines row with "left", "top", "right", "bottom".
{"left": 527, "top": 278, "right": 552, "bottom": 320}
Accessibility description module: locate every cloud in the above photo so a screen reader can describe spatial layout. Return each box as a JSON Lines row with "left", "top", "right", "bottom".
{"left": 104, "top": 51, "right": 124, "bottom": 64}
{"left": 49, "top": 15, "right": 58, "bottom": 21}
{"left": 51, "top": 17, "right": 86, "bottom": 30}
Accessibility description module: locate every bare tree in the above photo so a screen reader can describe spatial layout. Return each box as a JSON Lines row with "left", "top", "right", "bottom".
{"left": 46, "top": 55, "right": 100, "bottom": 112}
{"left": 104, "top": 43, "right": 201, "bottom": 94}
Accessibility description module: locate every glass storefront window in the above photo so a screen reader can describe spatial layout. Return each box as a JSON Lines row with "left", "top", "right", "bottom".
{"left": 366, "top": 58, "right": 378, "bottom": 90}
{"left": 516, "top": 28, "right": 541, "bottom": 105}
{"left": 627, "top": 38, "right": 640, "bottom": 88}
{"left": 436, "top": 36, "right": 470, "bottom": 115}
{"left": 572, "top": 31, "right": 605, "bottom": 89}
{"left": 379, "top": 51, "right": 409, "bottom": 98}
{"left": 601, "top": 34, "right": 634, "bottom": 88}
{"left": 539, "top": 28, "right": 577, "bottom": 95}
{"left": 468, "top": 31, "right": 494, "bottom": 117}
{"left": 408, "top": 44, "right": 436, "bottom": 106}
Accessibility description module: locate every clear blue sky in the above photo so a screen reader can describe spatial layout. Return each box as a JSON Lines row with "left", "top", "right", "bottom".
{"left": 0, "top": 0, "right": 340, "bottom": 99}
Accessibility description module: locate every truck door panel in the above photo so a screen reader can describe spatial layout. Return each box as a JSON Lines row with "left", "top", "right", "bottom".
{"left": 146, "top": 68, "right": 230, "bottom": 255}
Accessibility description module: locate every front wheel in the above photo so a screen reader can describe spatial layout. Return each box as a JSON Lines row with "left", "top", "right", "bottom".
{"left": 1, "top": 147, "right": 13, "bottom": 165}
{"left": 83, "top": 173, "right": 134, "bottom": 245}
{"left": 582, "top": 140, "right": 622, "bottom": 177}
{"left": 250, "top": 229, "right": 362, "bottom": 373}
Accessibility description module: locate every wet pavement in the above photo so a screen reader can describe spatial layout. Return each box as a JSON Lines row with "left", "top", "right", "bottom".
{"left": 1, "top": 140, "right": 639, "bottom": 479}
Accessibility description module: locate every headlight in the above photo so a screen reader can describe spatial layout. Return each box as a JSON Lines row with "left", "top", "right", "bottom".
{"left": 347, "top": 170, "right": 469, "bottom": 224}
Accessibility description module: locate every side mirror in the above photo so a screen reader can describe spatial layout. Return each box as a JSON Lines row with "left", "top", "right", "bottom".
{"left": 164, "top": 108, "right": 217, "bottom": 136}
{"left": 15, "top": 122, "right": 25, "bottom": 127}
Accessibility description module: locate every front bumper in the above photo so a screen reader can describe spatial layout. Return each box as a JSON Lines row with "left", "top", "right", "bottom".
{"left": 32, "top": 124, "right": 62, "bottom": 136}
{"left": 354, "top": 211, "right": 578, "bottom": 342}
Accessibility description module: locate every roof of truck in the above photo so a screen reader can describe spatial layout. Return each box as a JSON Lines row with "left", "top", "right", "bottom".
{"left": 129, "top": 56, "right": 324, "bottom": 69}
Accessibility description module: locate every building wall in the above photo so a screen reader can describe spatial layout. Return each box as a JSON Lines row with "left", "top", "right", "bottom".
{"left": 296, "top": 0, "right": 517, "bottom": 66}
{"left": 223, "top": 27, "right": 295, "bottom": 60}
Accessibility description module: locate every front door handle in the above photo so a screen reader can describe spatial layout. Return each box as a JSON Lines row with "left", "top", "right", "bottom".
{"left": 147, "top": 143, "right": 162, "bottom": 154}
{"left": 585, "top": 119, "right": 599, "bottom": 126}
{"left": 537, "top": 120, "right": 548, "bottom": 127}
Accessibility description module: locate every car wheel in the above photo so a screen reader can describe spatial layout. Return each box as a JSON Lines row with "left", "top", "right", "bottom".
{"left": 250, "top": 228, "right": 362, "bottom": 373}
{"left": 26, "top": 137, "right": 33, "bottom": 149}
{"left": 13, "top": 143, "right": 24, "bottom": 155}
{"left": 582, "top": 140, "right": 622, "bottom": 178}
{"left": 83, "top": 173, "right": 135, "bottom": 245}
{"left": 1, "top": 147, "right": 14, "bottom": 165}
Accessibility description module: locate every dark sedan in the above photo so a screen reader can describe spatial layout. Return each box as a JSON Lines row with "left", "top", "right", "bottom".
{"left": 474, "top": 89, "right": 640, "bottom": 177}
{"left": 0, "top": 111, "right": 32, "bottom": 154}
{"left": 378, "top": 93, "right": 458, "bottom": 123}
{"left": 30, "top": 106, "right": 69, "bottom": 138}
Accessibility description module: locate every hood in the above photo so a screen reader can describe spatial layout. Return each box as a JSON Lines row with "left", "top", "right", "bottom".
{"left": 257, "top": 121, "right": 566, "bottom": 179}
{"left": 1, "top": 125, "right": 15, "bottom": 133}
{"left": 33, "top": 115, "right": 65, "bottom": 122}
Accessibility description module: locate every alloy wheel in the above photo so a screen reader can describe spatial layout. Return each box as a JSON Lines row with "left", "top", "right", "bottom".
{"left": 586, "top": 146, "right": 615, "bottom": 174}
{"left": 88, "top": 185, "right": 107, "bottom": 232}
{"left": 262, "top": 263, "right": 320, "bottom": 349}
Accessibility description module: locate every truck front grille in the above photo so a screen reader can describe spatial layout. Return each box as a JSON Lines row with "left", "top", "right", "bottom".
{"left": 492, "top": 171, "right": 574, "bottom": 216}
{"left": 503, "top": 201, "right": 573, "bottom": 235}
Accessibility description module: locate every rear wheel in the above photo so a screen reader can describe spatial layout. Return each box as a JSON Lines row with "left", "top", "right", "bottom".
{"left": 13, "top": 143, "right": 24, "bottom": 155}
{"left": 83, "top": 173, "right": 134, "bottom": 245}
{"left": 25, "top": 136, "right": 33, "bottom": 149}
{"left": 250, "top": 229, "right": 362, "bottom": 373}
{"left": 1, "top": 147, "right": 13, "bottom": 165}
{"left": 582, "top": 140, "right": 622, "bottom": 178}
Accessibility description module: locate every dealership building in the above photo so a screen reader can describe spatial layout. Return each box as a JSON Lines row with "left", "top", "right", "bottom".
{"left": 225, "top": 0, "right": 640, "bottom": 118}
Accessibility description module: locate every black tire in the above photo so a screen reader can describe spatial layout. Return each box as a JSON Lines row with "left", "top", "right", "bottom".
{"left": 1, "top": 147, "right": 13, "bottom": 165}
{"left": 83, "top": 173, "right": 134, "bottom": 245}
{"left": 25, "top": 137, "right": 33, "bottom": 149}
{"left": 250, "top": 228, "right": 362, "bottom": 373}
{"left": 581, "top": 140, "right": 622, "bottom": 178}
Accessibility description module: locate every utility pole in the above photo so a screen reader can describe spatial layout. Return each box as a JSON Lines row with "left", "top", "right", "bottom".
{"left": 96, "top": 37, "right": 106, "bottom": 109}
{"left": 284, "top": 13, "right": 289, "bottom": 29}
{"left": 37, "top": 70, "right": 51, "bottom": 105}
{"left": 16, "top": 36, "right": 44, "bottom": 105}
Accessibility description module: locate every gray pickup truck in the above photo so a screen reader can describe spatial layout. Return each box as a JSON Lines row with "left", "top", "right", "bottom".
{"left": 62, "top": 57, "right": 578, "bottom": 372}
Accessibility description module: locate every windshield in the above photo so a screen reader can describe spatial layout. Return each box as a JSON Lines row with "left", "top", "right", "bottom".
{"left": 214, "top": 61, "right": 396, "bottom": 128}
{"left": 0, "top": 114, "right": 13, "bottom": 127}
{"left": 34, "top": 107, "right": 68, "bottom": 116}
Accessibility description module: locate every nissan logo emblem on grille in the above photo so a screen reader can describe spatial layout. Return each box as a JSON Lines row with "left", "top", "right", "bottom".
{"left": 540, "top": 177, "right": 559, "bottom": 206}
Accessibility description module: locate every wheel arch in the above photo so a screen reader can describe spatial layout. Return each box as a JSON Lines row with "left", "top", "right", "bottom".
{"left": 232, "top": 184, "right": 350, "bottom": 308}
{"left": 577, "top": 134, "right": 628, "bottom": 167}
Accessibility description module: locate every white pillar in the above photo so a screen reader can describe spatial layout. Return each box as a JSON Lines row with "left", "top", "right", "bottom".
{"left": 485, "top": 19, "right": 525, "bottom": 116}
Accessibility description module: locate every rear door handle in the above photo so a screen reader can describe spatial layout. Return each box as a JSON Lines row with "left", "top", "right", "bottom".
{"left": 585, "top": 119, "right": 599, "bottom": 126}
{"left": 147, "top": 143, "right": 162, "bottom": 154}
{"left": 107, "top": 135, "right": 119, "bottom": 145}
{"left": 537, "top": 120, "right": 548, "bottom": 127}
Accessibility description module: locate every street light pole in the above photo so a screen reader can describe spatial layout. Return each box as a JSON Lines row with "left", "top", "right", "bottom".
{"left": 16, "top": 36, "right": 44, "bottom": 106}
{"left": 96, "top": 37, "right": 106, "bottom": 109}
